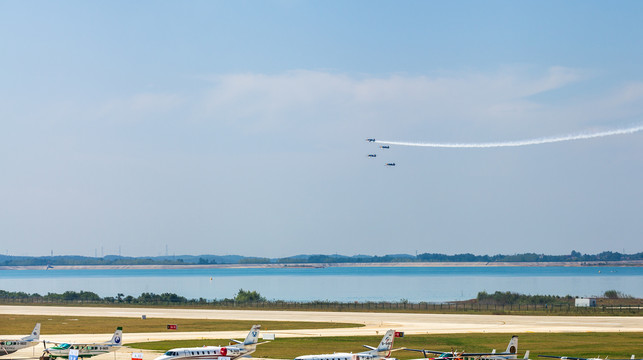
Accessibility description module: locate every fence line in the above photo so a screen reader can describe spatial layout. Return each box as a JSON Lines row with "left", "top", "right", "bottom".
{"left": 0, "top": 297, "right": 640, "bottom": 313}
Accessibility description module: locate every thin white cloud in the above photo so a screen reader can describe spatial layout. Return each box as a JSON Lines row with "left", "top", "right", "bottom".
{"left": 95, "top": 93, "right": 186, "bottom": 122}
{"left": 195, "top": 67, "right": 605, "bottom": 141}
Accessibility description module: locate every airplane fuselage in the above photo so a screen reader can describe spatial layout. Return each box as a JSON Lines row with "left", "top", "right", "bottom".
{"left": 155, "top": 346, "right": 250, "bottom": 360}
{"left": 0, "top": 339, "right": 38, "bottom": 355}
{"left": 46, "top": 344, "right": 118, "bottom": 358}
{"left": 296, "top": 353, "right": 395, "bottom": 360}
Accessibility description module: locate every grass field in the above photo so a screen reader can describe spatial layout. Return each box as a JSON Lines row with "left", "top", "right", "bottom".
{"left": 0, "top": 314, "right": 361, "bottom": 334}
{"left": 127, "top": 333, "right": 643, "bottom": 359}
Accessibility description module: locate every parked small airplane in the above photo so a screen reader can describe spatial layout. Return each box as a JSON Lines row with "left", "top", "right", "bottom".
{"left": 154, "top": 325, "right": 267, "bottom": 360}
{"left": 295, "top": 329, "right": 402, "bottom": 360}
{"left": 385, "top": 163, "right": 396, "bottom": 166}
{"left": 0, "top": 323, "right": 40, "bottom": 356}
{"left": 380, "top": 146, "right": 390, "bottom": 149}
{"left": 481, "top": 336, "right": 519, "bottom": 360}
{"left": 368, "top": 154, "right": 377, "bottom": 158}
{"left": 538, "top": 355, "right": 637, "bottom": 360}
{"left": 366, "top": 138, "right": 376, "bottom": 142}
{"left": 410, "top": 352, "right": 529, "bottom": 360}
{"left": 406, "top": 335, "right": 518, "bottom": 360}
{"left": 42, "top": 327, "right": 122, "bottom": 359}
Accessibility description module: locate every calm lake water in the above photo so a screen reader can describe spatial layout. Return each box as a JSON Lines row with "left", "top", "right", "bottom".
{"left": 1, "top": 266, "right": 641, "bottom": 302}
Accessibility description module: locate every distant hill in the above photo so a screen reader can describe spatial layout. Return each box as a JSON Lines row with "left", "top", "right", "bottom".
{"left": 0, "top": 251, "right": 641, "bottom": 267}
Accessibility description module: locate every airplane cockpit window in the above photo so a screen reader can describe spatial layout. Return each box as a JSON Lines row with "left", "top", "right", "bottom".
{"left": 61, "top": 344, "right": 71, "bottom": 349}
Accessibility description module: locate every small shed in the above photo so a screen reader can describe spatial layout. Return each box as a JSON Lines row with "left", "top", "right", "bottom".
{"left": 575, "top": 298, "right": 597, "bottom": 307}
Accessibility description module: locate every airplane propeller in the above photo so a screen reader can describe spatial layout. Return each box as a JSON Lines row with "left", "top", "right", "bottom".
{"left": 41, "top": 341, "right": 52, "bottom": 359}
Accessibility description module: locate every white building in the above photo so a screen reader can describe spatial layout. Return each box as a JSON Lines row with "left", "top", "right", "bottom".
{"left": 574, "top": 298, "right": 597, "bottom": 307}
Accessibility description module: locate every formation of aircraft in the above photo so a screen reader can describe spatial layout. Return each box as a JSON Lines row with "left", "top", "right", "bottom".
{"left": 0, "top": 323, "right": 40, "bottom": 356}
{"left": 295, "top": 329, "right": 402, "bottom": 360}
{"left": 153, "top": 325, "right": 267, "bottom": 360}
{"left": 365, "top": 138, "right": 395, "bottom": 166}
{"left": 42, "top": 327, "right": 122, "bottom": 359}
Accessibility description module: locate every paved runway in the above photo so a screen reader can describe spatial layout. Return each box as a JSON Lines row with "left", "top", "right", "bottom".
{"left": 1, "top": 305, "right": 642, "bottom": 360}
{"left": 1, "top": 305, "right": 642, "bottom": 343}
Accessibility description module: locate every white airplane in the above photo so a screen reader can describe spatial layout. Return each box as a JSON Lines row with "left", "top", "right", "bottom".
{"left": 295, "top": 329, "right": 401, "bottom": 360}
{"left": 42, "top": 327, "right": 122, "bottom": 359}
{"left": 538, "top": 355, "right": 637, "bottom": 360}
{"left": 0, "top": 323, "right": 40, "bottom": 356}
{"left": 406, "top": 335, "right": 518, "bottom": 360}
{"left": 153, "top": 325, "right": 267, "bottom": 360}
{"left": 480, "top": 335, "right": 519, "bottom": 360}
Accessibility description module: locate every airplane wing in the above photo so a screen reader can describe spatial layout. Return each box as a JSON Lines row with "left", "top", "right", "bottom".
{"left": 230, "top": 340, "right": 244, "bottom": 345}
{"left": 44, "top": 340, "right": 109, "bottom": 347}
{"left": 43, "top": 340, "right": 65, "bottom": 346}
{"left": 466, "top": 353, "right": 512, "bottom": 356}
{"left": 254, "top": 341, "right": 271, "bottom": 346}
{"left": 405, "top": 349, "right": 445, "bottom": 355}
{"left": 406, "top": 349, "right": 508, "bottom": 358}
{"left": 539, "top": 357, "right": 637, "bottom": 360}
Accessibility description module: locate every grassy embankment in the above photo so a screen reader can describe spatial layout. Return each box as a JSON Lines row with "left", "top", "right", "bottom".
{"left": 0, "top": 314, "right": 361, "bottom": 334}
{"left": 128, "top": 333, "right": 643, "bottom": 359}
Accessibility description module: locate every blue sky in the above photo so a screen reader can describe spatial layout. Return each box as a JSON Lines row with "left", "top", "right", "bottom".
{"left": 1, "top": 1, "right": 643, "bottom": 257}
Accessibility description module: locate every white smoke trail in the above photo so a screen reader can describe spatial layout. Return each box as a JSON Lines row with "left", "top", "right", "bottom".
{"left": 375, "top": 124, "right": 643, "bottom": 148}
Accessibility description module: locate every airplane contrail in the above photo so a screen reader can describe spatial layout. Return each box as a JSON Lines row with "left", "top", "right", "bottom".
{"left": 374, "top": 124, "right": 643, "bottom": 148}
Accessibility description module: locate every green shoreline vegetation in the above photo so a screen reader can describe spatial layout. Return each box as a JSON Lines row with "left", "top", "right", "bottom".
{"left": 127, "top": 332, "right": 643, "bottom": 359}
{"left": 1, "top": 290, "right": 641, "bottom": 315}
{"left": 0, "top": 251, "right": 641, "bottom": 266}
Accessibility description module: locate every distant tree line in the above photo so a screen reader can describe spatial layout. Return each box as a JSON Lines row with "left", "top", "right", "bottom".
{"left": 0, "top": 251, "right": 641, "bottom": 266}
{"left": 416, "top": 251, "right": 643, "bottom": 263}
{"left": 476, "top": 291, "right": 574, "bottom": 305}
{"left": 0, "top": 289, "right": 265, "bottom": 304}
{"left": 476, "top": 290, "right": 633, "bottom": 305}
{"left": 0, "top": 289, "right": 635, "bottom": 307}
{"left": 0, "top": 256, "right": 186, "bottom": 266}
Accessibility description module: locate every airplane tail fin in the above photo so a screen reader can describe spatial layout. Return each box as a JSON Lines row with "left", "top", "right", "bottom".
{"left": 243, "top": 325, "right": 261, "bottom": 346}
{"left": 524, "top": 351, "right": 530, "bottom": 359}
{"left": 506, "top": 335, "right": 518, "bottom": 355}
{"left": 376, "top": 330, "right": 395, "bottom": 353}
{"left": 22, "top": 323, "right": 41, "bottom": 341}
{"left": 108, "top": 327, "right": 123, "bottom": 346}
